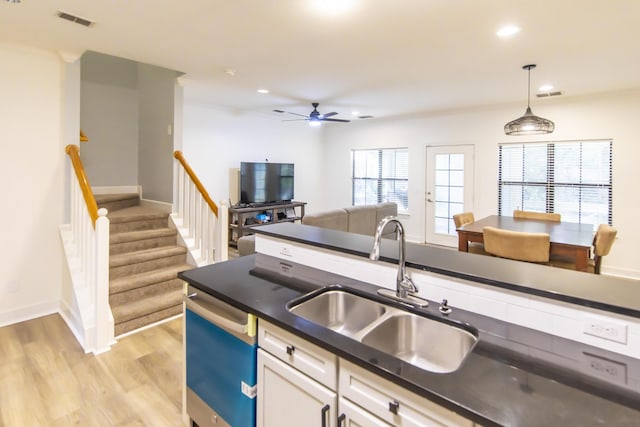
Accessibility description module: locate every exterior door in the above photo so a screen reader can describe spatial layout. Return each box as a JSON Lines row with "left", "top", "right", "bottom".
{"left": 425, "top": 145, "right": 475, "bottom": 246}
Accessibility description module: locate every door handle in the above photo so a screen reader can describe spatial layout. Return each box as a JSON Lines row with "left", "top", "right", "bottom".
{"left": 338, "top": 413, "right": 346, "bottom": 427}
{"left": 427, "top": 198, "right": 434, "bottom": 203}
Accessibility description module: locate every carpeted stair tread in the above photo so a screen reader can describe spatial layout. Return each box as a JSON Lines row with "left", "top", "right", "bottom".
{"left": 110, "top": 245, "right": 187, "bottom": 268}
{"left": 110, "top": 263, "right": 193, "bottom": 295}
{"left": 115, "top": 305, "right": 183, "bottom": 337}
{"left": 95, "top": 193, "right": 139, "bottom": 204}
{"left": 110, "top": 228, "right": 177, "bottom": 244}
{"left": 107, "top": 206, "right": 169, "bottom": 223}
{"left": 111, "top": 287, "right": 184, "bottom": 325}
{"left": 95, "top": 193, "right": 140, "bottom": 212}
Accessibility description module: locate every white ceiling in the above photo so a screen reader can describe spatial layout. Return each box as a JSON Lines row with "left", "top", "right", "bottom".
{"left": 2, "top": 0, "right": 639, "bottom": 120}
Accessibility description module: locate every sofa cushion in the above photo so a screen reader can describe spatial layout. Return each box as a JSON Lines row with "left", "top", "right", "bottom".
{"left": 302, "top": 208, "right": 349, "bottom": 232}
{"left": 344, "top": 205, "right": 379, "bottom": 236}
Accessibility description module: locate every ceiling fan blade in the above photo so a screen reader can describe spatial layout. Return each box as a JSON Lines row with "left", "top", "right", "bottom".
{"left": 282, "top": 118, "right": 310, "bottom": 122}
{"left": 287, "top": 112, "right": 310, "bottom": 118}
{"left": 322, "top": 118, "right": 351, "bottom": 123}
{"left": 321, "top": 112, "right": 338, "bottom": 118}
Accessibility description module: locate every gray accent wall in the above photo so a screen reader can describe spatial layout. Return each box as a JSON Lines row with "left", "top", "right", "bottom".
{"left": 138, "top": 64, "right": 176, "bottom": 202}
{"left": 80, "top": 52, "right": 139, "bottom": 186}
{"left": 80, "top": 51, "right": 178, "bottom": 203}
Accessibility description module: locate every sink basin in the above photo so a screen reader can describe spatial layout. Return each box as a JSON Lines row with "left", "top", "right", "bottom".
{"left": 360, "top": 312, "right": 477, "bottom": 373}
{"left": 287, "top": 286, "right": 478, "bottom": 373}
{"left": 288, "top": 290, "right": 387, "bottom": 338}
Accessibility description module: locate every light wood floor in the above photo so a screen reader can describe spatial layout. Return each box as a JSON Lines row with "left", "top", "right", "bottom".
{"left": 0, "top": 314, "right": 184, "bottom": 427}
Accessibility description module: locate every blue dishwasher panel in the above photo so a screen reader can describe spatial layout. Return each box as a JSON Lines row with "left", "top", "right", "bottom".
{"left": 186, "top": 308, "right": 257, "bottom": 427}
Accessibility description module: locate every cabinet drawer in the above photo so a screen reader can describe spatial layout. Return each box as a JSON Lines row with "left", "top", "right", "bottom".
{"left": 339, "top": 397, "right": 393, "bottom": 427}
{"left": 259, "top": 319, "right": 337, "bottom": 390}
{"left": 339, "top": 359, "right": 473, "bottom": 427}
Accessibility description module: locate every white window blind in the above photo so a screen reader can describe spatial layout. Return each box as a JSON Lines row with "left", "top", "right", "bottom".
{"left": 498, "top": 140, "right": 612, "bottom": 226}
{"left": 351, "top": 148, "right": 408, "bottom": 211}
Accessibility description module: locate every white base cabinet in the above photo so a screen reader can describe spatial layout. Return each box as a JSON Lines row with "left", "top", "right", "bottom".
{"left": 257, "top": 349, "right": 336, "bottom": 427}
{"left": 257, "top": 320, "right": 475, "bottom": 427}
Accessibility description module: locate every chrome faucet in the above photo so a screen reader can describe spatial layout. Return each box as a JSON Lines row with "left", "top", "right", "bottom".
{"left": 369, "top": 216, "right": 419, "bottom": 299}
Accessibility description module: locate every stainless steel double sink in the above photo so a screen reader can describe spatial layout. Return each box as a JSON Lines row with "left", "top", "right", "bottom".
{"left": 287, "top": 286, "right": 478, "bottom": 374}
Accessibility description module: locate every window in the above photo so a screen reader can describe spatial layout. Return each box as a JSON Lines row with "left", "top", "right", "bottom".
{"left": 498, "top": 140, "right": 612, "bottom": 226}
{"left": 351, "top": 148, "right": 408, "bottom": 211}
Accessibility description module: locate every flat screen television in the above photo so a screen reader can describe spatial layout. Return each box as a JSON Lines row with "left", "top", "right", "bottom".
{"left": 240, "top": 162, "right": 294, "bottom": 205}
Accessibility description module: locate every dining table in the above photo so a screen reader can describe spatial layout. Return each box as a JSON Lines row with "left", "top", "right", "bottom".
{"left": 456, "top": 215, "right": 595, "bottom": 271}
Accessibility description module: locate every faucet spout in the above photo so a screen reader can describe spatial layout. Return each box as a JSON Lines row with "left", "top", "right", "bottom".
{"left": 369, "top": 216, "right": 418, "bottom": 299}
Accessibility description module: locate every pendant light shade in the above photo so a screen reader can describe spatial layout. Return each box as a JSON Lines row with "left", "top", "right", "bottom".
{"left": 504, "top": 64, "right": 555, "bottom": 135}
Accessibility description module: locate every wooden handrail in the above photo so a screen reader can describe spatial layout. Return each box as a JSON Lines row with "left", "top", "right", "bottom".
{"left": 65, "top": 144, "right": 99, "bottom": 226}
{"left": 174, "top": 150, "right": 218, "bottom": 217}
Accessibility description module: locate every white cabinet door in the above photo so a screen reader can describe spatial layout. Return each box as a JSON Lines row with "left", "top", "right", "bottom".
{"left": 338, "top": 397, "right": 393, "bottom": 427}
{"left": 257, "top": 349, "right": 337, "bottom": 427}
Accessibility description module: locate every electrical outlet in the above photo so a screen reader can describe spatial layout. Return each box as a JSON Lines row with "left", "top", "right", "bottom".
{"left": 583, "top": 352, "right": 627, "bottom": 385}
{"left": 583, "top": 315, "right": 628, "bottom": 344}
{"left": 279, "top": 262, "right": 293, "bottom": 277}
{"left": 280, "top": 245, "right": 293, "bottom": 257}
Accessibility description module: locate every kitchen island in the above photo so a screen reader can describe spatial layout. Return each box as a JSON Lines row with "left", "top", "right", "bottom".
{"left": 179, "top": 222, "right": 640, "bottom": 426}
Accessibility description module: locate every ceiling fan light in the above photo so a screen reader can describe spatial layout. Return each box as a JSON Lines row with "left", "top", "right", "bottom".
{"left": 505, "top": 64, "right": 555, "bottom": 136}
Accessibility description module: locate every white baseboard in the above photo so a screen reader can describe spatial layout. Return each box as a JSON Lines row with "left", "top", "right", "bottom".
{"left": 602, "top": 266, "right": 640, "bottom": 280}
{"left": 92, "top": 185, "right": 140, "bottom": 195}
{"left": 0, "top": 300, "right": 60, "bottom": 328}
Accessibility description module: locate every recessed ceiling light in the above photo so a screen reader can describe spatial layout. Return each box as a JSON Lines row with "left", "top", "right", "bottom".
{"left": 351, "top": 111, "right": 359, "bottom": 116}
{"left": 497, "top": 25, "right": 521, "bottom": 37}
{"left": 257, "top": 89, "right": 269, "bottom": 94}
{"left": 5, "top": 0, "right": 21, "bottom": 3}
{"left": 224, "top": 68, "right": 236, "bottom": 76}
{"left": 310, "top": 0, "right": 357, "bottom": 15}
{"left": 539, "top": 84, "right": 554, "bottom": 92}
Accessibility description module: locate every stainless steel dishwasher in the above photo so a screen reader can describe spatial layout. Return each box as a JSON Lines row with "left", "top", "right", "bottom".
{"left": 184, "top": 285, "right": 258, "bottom": 427}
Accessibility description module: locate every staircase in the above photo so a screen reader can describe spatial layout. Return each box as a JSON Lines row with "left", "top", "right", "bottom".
{"left": 96, "top": 193, "right": 192, "bottom": 336}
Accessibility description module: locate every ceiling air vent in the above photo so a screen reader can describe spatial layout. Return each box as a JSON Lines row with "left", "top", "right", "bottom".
{"left": 536, "top": 91, "right": 562, "bottom": 98}
{"left": 57, "top": 11, "right": 95, "bottom": 27}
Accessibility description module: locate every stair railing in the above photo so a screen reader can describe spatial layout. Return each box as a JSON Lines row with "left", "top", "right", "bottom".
{"left": 62, "top": 144, "right": 113, "bottom": 353}
{"left": 173, "top": 151, "right": 228, "bottom": 265}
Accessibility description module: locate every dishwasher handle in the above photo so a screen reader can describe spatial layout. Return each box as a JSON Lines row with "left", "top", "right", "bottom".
{"left": 184, "top": 293, "right": 248, "bottom": 335}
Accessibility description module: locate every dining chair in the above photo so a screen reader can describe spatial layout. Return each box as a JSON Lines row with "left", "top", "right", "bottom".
{"left": 453, "top": 212, "right": 487, "bottom": 255}
{"left": 549, "top": 223, "right": 617, "bottom": 273}
{"left": 592, "top": 224, "right": 617, "bottom": 274}
{"left": 513, "top": 210, "right": 561, "bottom": 222}
{"left": 483, "top": 226, "right": 550, "bottom": 263}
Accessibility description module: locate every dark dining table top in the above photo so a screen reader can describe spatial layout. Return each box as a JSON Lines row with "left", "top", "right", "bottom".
{"left": 458, "top": 215, "right": 595, "bottom": 248}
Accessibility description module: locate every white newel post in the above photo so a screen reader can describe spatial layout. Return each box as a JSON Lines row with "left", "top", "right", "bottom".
{"left": 216, "top": 200, "right": 229, "bottom": 262}
{"left": 94, "top": 208, "right": 113, "bottom": 353}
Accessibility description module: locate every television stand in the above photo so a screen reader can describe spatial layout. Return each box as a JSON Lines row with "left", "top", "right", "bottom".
{"left": 228, "top": 201, "right": 307, "bottom": 245}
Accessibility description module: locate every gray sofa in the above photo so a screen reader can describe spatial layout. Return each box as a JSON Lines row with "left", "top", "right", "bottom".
{"left": 237, "top": 202, "right": 398, "bottom": 256}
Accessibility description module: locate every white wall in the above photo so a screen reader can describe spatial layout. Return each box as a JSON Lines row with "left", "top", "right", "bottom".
{"left": 0, "top": 43, "right": 66, "bottom": 325}
{"left": 182, "top": 93, "right": 325, "bottom": 213}
{"left": 323, "top": 90, "right": 640, "bottom": 277}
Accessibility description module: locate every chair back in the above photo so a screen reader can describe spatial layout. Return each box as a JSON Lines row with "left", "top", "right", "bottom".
{"left": 483, "top": 226, "right": 550, "bottom": 263}
{"left": 513, "top": 210, "right": 561, "bottom": 222}
{"left": 453, "top": 212, "right": 475, "bottom": 228}
{"left": 592, "top": 224, "right": 617, "bottom": 274}
{"left": 593, "top": 224, "right": 617, "bottom": 256}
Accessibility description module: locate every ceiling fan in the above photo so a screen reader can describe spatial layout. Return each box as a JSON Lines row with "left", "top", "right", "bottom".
{"left": 273, "top": 102, "right": 350, "bottom": 124}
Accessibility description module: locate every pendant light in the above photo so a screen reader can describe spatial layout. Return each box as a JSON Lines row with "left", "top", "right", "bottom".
{"left": 504, "top": 64, "right": 555, "bottom": 135}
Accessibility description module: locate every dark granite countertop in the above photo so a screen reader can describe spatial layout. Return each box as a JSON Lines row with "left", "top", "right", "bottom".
{"left": 179, "top": 254, "right": 640, "bottom": 427}
{"left": 253, "top": 222, "right": 640, "bottom": 318}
